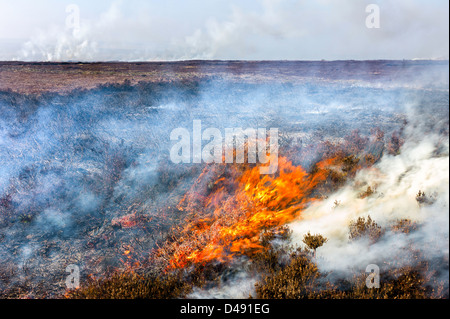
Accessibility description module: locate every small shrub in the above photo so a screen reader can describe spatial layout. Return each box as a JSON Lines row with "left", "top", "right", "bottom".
{"left": 359, "top": 186, "right": 375, "bottom": 199}
{"left": 391, "top": 219, "right": 418, "bottom": 234}
{"left": 349, "top": 215, "right": 384, "bottom": 243}
{"left": 415, "top": 190, "right": 435, "bottom": 206}
{"left": 302, "top": 232, "right": 328, "bottom": 258}
{"left": 255, "top": 251, "right": 321, "bottom": 299}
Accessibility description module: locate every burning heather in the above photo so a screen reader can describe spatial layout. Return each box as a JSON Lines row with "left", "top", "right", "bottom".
{"left": 157, "top": 155, "right": 333, "bottom": 269}
{"left": 0, "top": 60, "right": 448, "bottom": 299}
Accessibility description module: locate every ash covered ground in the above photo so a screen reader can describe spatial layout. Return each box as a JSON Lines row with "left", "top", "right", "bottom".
{"left": 0, "top": 60, "right": 448, "bottom": 298}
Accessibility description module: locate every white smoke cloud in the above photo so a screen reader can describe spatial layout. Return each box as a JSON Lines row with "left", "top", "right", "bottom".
{"left": 289, "top": 118, "right": 449, "bottom": 276}
{"left": 4, "top": 0, "right": 448, "bottom": 61}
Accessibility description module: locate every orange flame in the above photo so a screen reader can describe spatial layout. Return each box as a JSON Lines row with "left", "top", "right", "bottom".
{"left": 160, "top": 156, "right": 337, "bottom": 269}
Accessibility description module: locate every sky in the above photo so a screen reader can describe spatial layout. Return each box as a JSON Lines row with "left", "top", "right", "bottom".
{"left": 0, "top": 0, "right": 448, "bottom": 61}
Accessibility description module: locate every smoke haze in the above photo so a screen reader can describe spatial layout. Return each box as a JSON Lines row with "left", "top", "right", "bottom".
{"left": 0, "top": 0, "right": 448, "bottom": 61}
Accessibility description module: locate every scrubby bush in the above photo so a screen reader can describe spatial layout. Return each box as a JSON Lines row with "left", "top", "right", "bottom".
{"left": 255, "top": 250, "right": 322, "bottom": 299}
{"left": 302, "top": 232, "right": 328, "bottom": 258}
{"left": 391, "top": 219, "right": 418, "bottom": 234}
{"left": 359, "top": 186, "right": 375, "bottom": 199}
{"left": 349, "top": 215, "right": 384, "bottom": 243}
{"left": 416, "top": 190, "right": 436, "bottom": 206}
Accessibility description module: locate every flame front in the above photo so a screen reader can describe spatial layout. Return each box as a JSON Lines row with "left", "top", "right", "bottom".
{"left": 159, "top": 156, "right": 336, "bottom": 269}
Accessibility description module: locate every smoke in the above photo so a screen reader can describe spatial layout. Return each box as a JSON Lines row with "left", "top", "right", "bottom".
{"left": 3, "top": 0, "right": 448, "bottom": 61}
{"left": 188, "top": 271, "right": 257, "bottom": 299}
{"left": 289, "top": 102, "right": 449, "bottom": 282}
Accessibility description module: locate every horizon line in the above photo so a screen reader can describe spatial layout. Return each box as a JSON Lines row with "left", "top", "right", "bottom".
{"left": 1, "top": 58, "right": 449, "bottom": 64}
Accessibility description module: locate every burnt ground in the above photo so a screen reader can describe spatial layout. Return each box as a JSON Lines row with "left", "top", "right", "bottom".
{"left": 0, "top": 60, "right": 448, "bottom": 298}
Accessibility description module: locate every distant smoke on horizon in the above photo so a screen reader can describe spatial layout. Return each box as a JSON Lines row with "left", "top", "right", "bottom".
{"left": 0, "top": 0, "right": 448, "bottom": 62}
